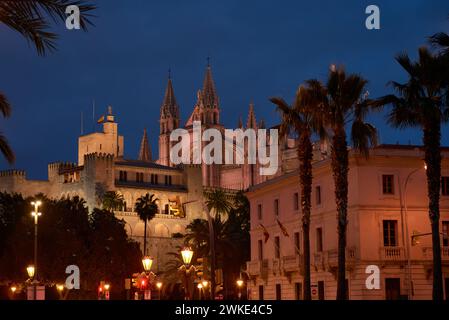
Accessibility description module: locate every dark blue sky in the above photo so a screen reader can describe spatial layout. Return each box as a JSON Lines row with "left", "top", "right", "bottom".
{"left": 1, "top": 0, "right": 449, "bottom": 180}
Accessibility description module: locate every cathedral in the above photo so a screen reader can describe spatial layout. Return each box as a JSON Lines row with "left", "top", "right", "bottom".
{"left": 157, "top": 64, "right": 271, "bottom": 190}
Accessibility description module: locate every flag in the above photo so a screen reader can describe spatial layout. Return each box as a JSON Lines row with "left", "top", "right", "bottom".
{"left": 259, "top": 224, "right": 270, "bottom": 243}
{"left": 97, "top": 115, "right": 105, "bottom": 124}
{"left": 276, "top": 219, "right": 289, "bottom": 237}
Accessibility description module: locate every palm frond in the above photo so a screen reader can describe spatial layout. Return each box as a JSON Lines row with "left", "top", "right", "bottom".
{"left": 0, "top": 92, "right": 11, "bottom": 117}
{"left": 0, "top": 132, "right": 15, "bottom": 164}
{"left": 0, "top": 0, "right": 96, "bottom": 55}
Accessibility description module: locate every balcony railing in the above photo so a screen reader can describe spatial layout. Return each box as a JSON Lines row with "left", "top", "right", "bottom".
{"left": 326, "top": 247, "right": 357, "bottom": 269}
{"left": 282, "top": 254, "right": 302, "bottom": 273}
{"left": 421, "top": 246, "right": 449, "bottom": 260}
{"left": 246, "top": 259, "right": 269, "bottom": 278}
{"left": 114, "top": 210, "right": 185, "bottom": 219}
{"left": 380, "top": 246, "right": 405, "bottom": 261}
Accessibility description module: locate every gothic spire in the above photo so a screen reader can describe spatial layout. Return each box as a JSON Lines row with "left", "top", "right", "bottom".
{"left": 161, "top": 75, "right": 179, "bottom": 118}
{"left": 201, "top": 63, "right": 218, "bottom": 108}
{"left": 246, "top": 102, "right": 257, "bottom": 129}
{"left": 138, "top": 128, "right": 152, "bottom": 162}
{"left": 238, "top": 116, "right": 243, "bottom": 129}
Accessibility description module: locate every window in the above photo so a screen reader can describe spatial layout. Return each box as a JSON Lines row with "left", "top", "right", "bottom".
{"left": 150, "top": 174, "right": 159, "bottom": 184}
{"left": 259, "top": 285, "right": 264, "bottom": 300}
{"left": 316, "top": 186, "right": 322, "bottom": 205}
{"left": 165, "top": 204, "right": 169, "bottom": 215}
{"left": 442, "top": 177, "right": 449, "bottom": 196}
{"left": 258, "top": 240, "right": 263, "bottom": 260}
{"left": 295, "top": 283, "right": 302, "bottom": 300}
{"left": 275, "top": 284, "right": 282, "bottom": 300}
{"left": 294, "top": 232, "right": 300, "bottom": 255}
{"left": 136, "top": 172, "right": 144, "bottom": 183}
{"left": 318, "top": 281, "right": 325, "bottom": 300}
{"left": 293, "top": 192, "right": 299, "bottom": 211}
{"left": 382, "top": 175, "right": 395, "bottom": 195}
{"left": 383, "top": 220, "right": 398, "bottom": 247}
{"left": 316, "top": 228, "right": 323, "bottom": 252}
{"left": 257, "top": 204, "right": 262, "bottom": 220}
{"left": 119, "top": 170, "right": 127, "bottom": 182}
{"left": 274, "top": 199, "right": 279, "bottom": 216}
{"left": 442, "top": 221, "right": 449, "bottom": 247}
{"left": 274, "top": 236, "right": 280, "bottom": 259}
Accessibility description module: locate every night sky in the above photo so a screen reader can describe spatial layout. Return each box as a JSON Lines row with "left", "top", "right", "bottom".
{"left": 1, "top": 0, "right": 449, "bottom": 180}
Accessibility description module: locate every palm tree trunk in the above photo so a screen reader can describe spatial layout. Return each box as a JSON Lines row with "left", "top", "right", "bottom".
{"left": 423, "top": 125, "right": 444, "bottom": 300}
{"left": 299, "top": 132, "right": 313, "bottom": 300}
{"left": 332, "top": 129, "right": 349, "bottom": 300}
{"left": 206, "top": 208, "right": 216, "bottom": 300}
{"left": 143, "top": 219, "right": 147, "bottom": 256}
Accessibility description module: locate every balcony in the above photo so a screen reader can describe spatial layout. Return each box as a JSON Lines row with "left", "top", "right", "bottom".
{"left": 326, "top": 247, "right": 357, "bottom": 269}
{"left": 421, "top": 246, "right": 449, "bottom": 261}
{"left": 247, "top": 259, "right": 269, "bottom": 278}
{"left": 282, "top": 254, "right": 302, "bottom": 273}
{"left": 380, "top": 246, "right": 405, "bottom": 261}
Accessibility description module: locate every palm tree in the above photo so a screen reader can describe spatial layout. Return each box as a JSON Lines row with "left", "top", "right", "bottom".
{"left": 135, "top": 193, "right": 159, "bottom": 256}
{"left": 430, "top": 32, "right": 449, "bottom": 56}
{"left": 270, "top": 85, "right": 326, "bottom": 300}
{"left": 0, "top": 1, "right": 95, "bottom": 163}
{"left": 307, "top": 66, "right": 377, "bottom": 300}
{"left": 203, "top": 188, "right": 233, "bottom": 299}
{"left": 0, "top": 94, "right": 14, "bottom": 164}
{"left": 373, "top": 47, "right": 449, "bottom": 300}
{"left": 102, "top": 191, "right": 124, "bottom": 212}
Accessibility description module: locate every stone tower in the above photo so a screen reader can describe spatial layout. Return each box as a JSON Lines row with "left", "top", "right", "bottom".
{"left": 158, "top": 75, "right": 180, "bottom": 167}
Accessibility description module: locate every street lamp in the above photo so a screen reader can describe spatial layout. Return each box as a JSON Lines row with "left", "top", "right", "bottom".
{"left": 181, "top": 247, "right": 194, "bottom": 265}
{"left": 30, "top": 200, "right": 42, "bottom": 300}
{"left": 26, "top": 265, "right": 35, "bottom": 279}
{"left": 56, "top": 284, "right": 64, "bottom": 300}
{"left": 179, "top": 247, "right": 196, "bottom": 300}
{"left": 156, "top": 281, "right": 163, "bottom": 300}
{"left": 142, "top": 256, "right": 153, "bottom": 272}
{"left": 197, "top": 283, "right": 203, "bottom": 300}
{"left": 402, "top": 163, "right": 426, "bottom": 300}
{"left": 236, "top": 279, "right": 244, "bottom": 300}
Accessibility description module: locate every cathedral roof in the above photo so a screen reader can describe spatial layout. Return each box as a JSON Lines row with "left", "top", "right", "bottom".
{"left": 138, "top": 128, "right": 152, "bottom": 162}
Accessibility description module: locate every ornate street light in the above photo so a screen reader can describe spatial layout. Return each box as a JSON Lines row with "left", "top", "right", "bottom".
{"left": 27, "top": 265, "right": 35, "bottom": 279}
{"left": 181, "top": 247, "right": 194, "bottom": 265}
{"left": 142, "top": 256, "right": 153, "bottom": 272}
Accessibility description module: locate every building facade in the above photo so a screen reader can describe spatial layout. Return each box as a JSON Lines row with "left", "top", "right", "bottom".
{"left": 0, "top": 108, "right": 204, "bottom": 272}
{"left": 245, "top": 145, "right": 449, "bottom": 300}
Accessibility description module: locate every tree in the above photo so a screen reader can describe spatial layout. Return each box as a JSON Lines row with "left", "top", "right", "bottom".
{"left": 203, "top": 188, "right": 233, "bottom": 299}
{"left": 307, "top": 66, "right": 377, "bottom": 299}
{"left": 373, "top": 47, "right": 449, "bottom": 300}
{"left": 270, "top": 85, "right": 326, "bottom": 300}
{"left": 134, "top": 193, "right": 159, "bottom": 256}
{"left": 0, "top": 1, "right": 95, "bottom": 164}
{"left": 0, "top": 194, "right": 141, "bottom": 299}
{"left": 102, "top": 191, "right": 124, "bottom": 212}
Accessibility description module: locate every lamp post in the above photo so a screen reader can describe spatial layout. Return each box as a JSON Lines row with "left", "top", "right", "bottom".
{"left": 236, "top": 279, "right": 244, "bottom": 300}
{"left": 142, "top": 256, "right": 155, "bottom": 300}
{"left": 402, "top": 164, "right": 426, "bottom": 300}
{"left": 180, "top": 247, "right": 195, "bottom": 300}
{"left": 197, "top": 283, "right": 203, "bottom": 300}
{"left": 30, "top": 200, "right": 42, "bottom": 300}
{"left": 56, "top": 284, "right": 64, "bottom": 300}
{"left": 156, "top": 281, "right": 162, "bottom": 300}
{"left": 10, "top": 286, "right": 17, "bottom": 300}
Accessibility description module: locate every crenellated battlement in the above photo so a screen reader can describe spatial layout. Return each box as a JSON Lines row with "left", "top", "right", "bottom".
{"left": 83, "top": 152, "right": 115, "bottom": 161}
{"left": 0, "top": 169, "right": 26, "bottom": 177}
